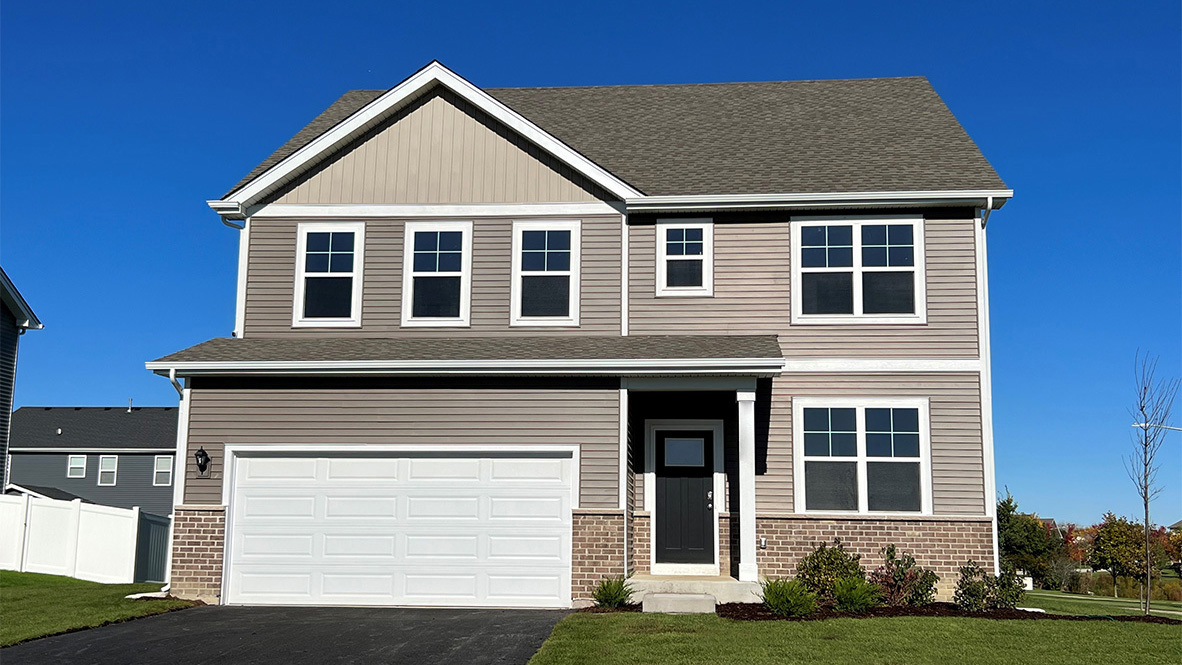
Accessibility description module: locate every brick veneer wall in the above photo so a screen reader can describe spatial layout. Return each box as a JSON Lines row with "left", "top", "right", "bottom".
{"left": 572, "top": 510, "right": 626, "bottom": 601}
{"left": 171, "top": 506, "right": 226, "bottom": 603}
{"left": 755, "top": 516, "right": 994, "bottom": 598}
{"left": 630, "top": 512, "right": 650, "bottom": 575}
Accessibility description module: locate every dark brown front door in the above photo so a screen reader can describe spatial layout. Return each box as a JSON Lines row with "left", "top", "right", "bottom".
{"left": 655, "top": 430, "right": 714, "bottom": 564}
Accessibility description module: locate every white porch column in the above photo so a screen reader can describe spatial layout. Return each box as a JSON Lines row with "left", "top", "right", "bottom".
{"left": 737, "top": 390, "right": 758, "bottom": 582}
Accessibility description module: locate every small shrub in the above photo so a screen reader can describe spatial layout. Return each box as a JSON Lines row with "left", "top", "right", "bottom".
{"left": 592, "top": 576, "right": 634, "bottom": 608}
{"left": 796, "top": 539, "right": 863, "bottom": 601}
{"left": 833, "top": 576, "right": 881, "bottom": 613}
{"left": 1158, "top": 581, "right": 1182, "bottom": 602}
{"left": 761, "top": 578, "right": 817, "bottom": 617}
{"left": 954, "top": 560, "right": 1025, "bottom": 611}
{"left": 868, "top": 545, "right": 940, "bottom": 607}
{"left": 1091, "top": 571, "right": 1115, "bottom": 597}
{"left": 992, "top": 563, "right": 1025, "bottom": 609}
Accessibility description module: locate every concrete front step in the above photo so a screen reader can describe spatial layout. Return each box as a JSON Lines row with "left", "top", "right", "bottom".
{"left": 642, "top": 593, "right": 717, "bottom": 614}
{"left": 630, "top": 574, "right": 762, "bottom": 604}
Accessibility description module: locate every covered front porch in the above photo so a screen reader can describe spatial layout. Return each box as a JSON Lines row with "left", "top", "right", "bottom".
{"left": 624, "top": 377, "right": 771, "bottom": 589}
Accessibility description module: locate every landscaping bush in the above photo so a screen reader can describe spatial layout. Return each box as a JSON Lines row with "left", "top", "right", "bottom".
{"left": 1090, "top": 571, "right": 1115, "bottom": 597}
{"left": 954, "top": 560, "right": 1024, "bottom": 612}
{"left": 591, "top": 576, "right": 634, "bottom": 608}
{"left": 1156, "top": 581, "right": 1182, "bottom": 602}
{"left": 760, "top": 578, "right": 817, "bottom": 617}
{"left": 867, "top": 545, "right": 939, "bottom": 606}
{"left": 992, "top": 563, "right": 1025, "bottom": 609}
{"left": 796, "top": 539, "right": 863, "bottom": 601}
{"left": 833, "top": 576, "right": 881, "bottom": 613}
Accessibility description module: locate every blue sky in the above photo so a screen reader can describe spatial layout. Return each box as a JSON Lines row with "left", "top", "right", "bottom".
{"left": 1, "top": 1, "right": 1178, "bottom": 526}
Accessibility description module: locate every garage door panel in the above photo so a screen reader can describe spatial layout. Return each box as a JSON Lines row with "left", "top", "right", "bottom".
{"left": 227, "top": 452, "right": 573, "bottom": 608}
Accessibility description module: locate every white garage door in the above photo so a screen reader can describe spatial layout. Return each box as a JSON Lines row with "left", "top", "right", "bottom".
{"left": 225, "top": 451, "right": 573, "bottom": 608}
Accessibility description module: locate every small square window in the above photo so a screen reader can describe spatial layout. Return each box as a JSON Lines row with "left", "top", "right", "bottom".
{"left": 67, "top": 455, "right": 86, "bottom": 479}
{"left": 657, "top": 220, "right": 713, "bottom": 296}
{"left": 98, "top": 455, "right": 118, "bottom": 486}
{"left": 154, "top": 456, "right": 173, "bottom": 487}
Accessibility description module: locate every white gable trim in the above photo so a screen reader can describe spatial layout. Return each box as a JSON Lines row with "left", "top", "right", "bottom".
{"left": 210, "top": 62, "right": 641, "bottom": 217}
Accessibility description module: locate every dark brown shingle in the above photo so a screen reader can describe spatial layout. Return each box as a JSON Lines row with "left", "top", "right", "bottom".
{"left": 224, "top": 76, "right": 1005, "bottom": 198}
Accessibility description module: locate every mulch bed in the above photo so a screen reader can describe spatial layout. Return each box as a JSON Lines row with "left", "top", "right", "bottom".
{"left": 717, "top": 602, "right": 1182, "bottom": 625}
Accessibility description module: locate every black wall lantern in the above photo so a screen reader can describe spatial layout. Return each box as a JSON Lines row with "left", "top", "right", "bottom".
{"left": 194, "top": 447, "right": 212, "bottom": 478}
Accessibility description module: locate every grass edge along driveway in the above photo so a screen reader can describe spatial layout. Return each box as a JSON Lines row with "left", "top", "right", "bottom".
{"left": 527, "top": 612, "right": 1182, "bottom": 665}
{"left": 1, "top": 571, "right": 195, "bottom": 647}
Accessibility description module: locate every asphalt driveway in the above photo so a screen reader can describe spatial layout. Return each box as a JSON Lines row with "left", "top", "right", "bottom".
{"left": 2, "top": 605, "right": 568, "bottom": 664}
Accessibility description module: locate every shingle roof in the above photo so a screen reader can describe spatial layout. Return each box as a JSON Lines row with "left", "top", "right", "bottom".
{"left": 225, "top": 76, "right": 1005, "bottom": 198}
{"left": 151, "top": 335, "right": 783, "bottom": 364}
{"left": 10, "top": 407, "right": 178, "bottom": 450}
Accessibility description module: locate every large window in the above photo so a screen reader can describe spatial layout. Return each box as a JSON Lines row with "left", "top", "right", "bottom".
{"left": 98, "top": 455, "right": 118, "bottom": 486}
{"left": 293, "top": 222, "right": 365, "bottom": 327}
{"left": 791, "top": 216, "right": 926, "bottom": 323}
{"left": 511, "top": 220, "right": 580, "bottom": 326}
{"left": 67, "top": 455, "right": 86, "bottom": 479}
{"left": 793, "top": 398, "right": 931, "bottom": 514}
{"left": 656, "top": 219, "right": 713, "bottom": 296}
{"left": 401, "top": 221, "right": 473, "bottom": 327}
{"left": 153, "top": 455, "right": 173, "bottom": 487}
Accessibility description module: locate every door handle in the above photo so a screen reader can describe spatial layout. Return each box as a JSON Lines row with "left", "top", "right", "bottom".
{"left": 706, "top": 490, "right": 713, "bottom": 499}
{"left": 707, "top": 503, "right": 714, "bottom": 510}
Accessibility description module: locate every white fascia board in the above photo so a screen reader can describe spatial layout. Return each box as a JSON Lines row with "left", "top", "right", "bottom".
{"left": 146, "top": 357, "right": 786, "bottom": 376}
{"left": 211, "top": 62, "right": 641, "bottom": 215}
{"left": 626, "top": 189, "right": 1013, "bottom": 213}
{"left": 8, "top": 447, "right": 177, "bottom": 454}
{"left": 251, "top": 202, "right": 624, "bottom": 218}
{"left": 0, "top": 269, "right": 43, "bottom": 330}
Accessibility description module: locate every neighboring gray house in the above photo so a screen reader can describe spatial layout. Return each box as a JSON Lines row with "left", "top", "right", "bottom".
{"left": 7, "top": 407, "right": 178, "bottom": 518}
{"left": 152, "top": 62, "right": 1009, "bottom": 607}
{"left": 1, "top": 266, "right": 43, "bottom": 486}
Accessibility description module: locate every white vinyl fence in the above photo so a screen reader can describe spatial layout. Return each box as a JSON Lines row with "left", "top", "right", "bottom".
{"left": 0, "top": 494, "right": 140, "bottom": 583}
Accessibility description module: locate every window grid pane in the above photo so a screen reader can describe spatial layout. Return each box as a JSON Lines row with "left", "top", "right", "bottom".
{"left": 521, "top": 230, "right": 571, "bottom": 273}
{"left": 665, "top": 227, "right": 704, "bottom": 257}
{"left": 801, "top": 225, "right": 853, "bottom": 268}
{"left": 305, "top": 232, "right": 355, "bottom": 274}
{"left": 802, "top": 407, "right": 857, "bottom": 457}
{"left": 866, "top": 408, "right": 920, "bottom": 457}
{"left": 413, "top": 231, "right": 463, "bottom": 274}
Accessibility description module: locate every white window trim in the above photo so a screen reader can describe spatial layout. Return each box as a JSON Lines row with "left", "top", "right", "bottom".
{"left": 790, "top": 215, "right": 927, "bottom": 324}
{"left": 655, "top": 219, "right": 714, "bottom": 297}
{"left": 292, "top": 221, "right": 365, "bottom": 328}
{"left": 67, "top": 454, "right": 87, "bottom": 479}
{"left": 510, "top": 220, "right": 581, "bottom": 327}
{"left": 792, "top": 397, "right": 933, "bottom": 516}
{"left": 401, "top": 220, "right": 473, "bottom": 328}
{"left": 153, "top": 455, "right": 174, "bottom": 487}
{"left": 97, "top": 455, "right": 118, "bottom": 487}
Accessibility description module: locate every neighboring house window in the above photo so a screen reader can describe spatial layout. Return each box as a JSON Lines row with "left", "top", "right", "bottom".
{"left": 510, "top": 220, "right": 581, "bottom": 326}
{"left": 153, "top": 455, "right": 173, "bottom": 487}
{"left": 790, "top": 216, "right": 926, "bottom": 323}
{"left": 656, "top": 219, "right": 713, "bottom": 296}
{"left": 793, "top": 398, "right": 931, "bottom": 514}
{"left": 67, "top": 455, "right": 87, "bottom": 478}
{"left": 97, "top": 455, "right": 118, "bottom": 486}
{"left": 401, "top": 221, "right": 473, "bottom": 327}
{"left": 293, "top": 222, "right": 365, "bottom": 327}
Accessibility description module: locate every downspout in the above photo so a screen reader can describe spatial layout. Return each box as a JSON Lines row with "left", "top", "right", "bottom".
{"left": 168, "top": 369, "right": 184, "bottom": 399}
{"left": 221, "top": 218, "right": 245, "bottom": 231}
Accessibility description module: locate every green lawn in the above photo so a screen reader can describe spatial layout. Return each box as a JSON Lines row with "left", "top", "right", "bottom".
{"left": 0, "top": 571, "right": 195, "bottom": 647}
{"left": 1021, "top": 590, "right": 1182, "bottom": 618}
{"left": 528, "top": 613, "right": 1182, "bottom": 665}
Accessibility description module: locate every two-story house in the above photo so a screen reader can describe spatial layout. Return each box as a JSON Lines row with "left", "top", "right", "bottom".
{"left": 149, "top": 62, "right": 1009, "bottom": 607}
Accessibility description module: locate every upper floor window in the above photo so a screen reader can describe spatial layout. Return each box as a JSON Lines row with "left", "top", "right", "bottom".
{"left": 656, "top": 219, "right": 713, "bottom": 297}
{"left": 511, "top": 220, "right": 580, "bottom": 326}
{"left": 790, "top": 216, "right": 926, "bottom": 324}
{"left": 67, "top": 454, "right": 86, "bottom": 478}
{"left": 793, "top": 398, "right": 931, "bottom": 515}
{"left": 402, "top": 221, "right": 473, "bottom": 327}
{"left": 293, "top": 222, "right": 365, "bottom": 327}
{"left": 98, "top": 455, "right": 118, "bottom": 486}
{"left": 153, "top": 455, "right": 173, "bottom": 487}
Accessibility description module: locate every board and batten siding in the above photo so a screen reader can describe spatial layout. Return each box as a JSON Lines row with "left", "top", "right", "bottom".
{"left": 269, "top": 87, "right": 607, "bottom": 205}
{"left": 0, "top": 302, "right": 18, "bottom": 484}
{"left": 244, "top": 214, "right": 622, "bottom": 337}
{"left": 182, "top": 384, "right": 621, "bottom": 509}
{"left": 628, "top": 217, "right": 979, "bottom": 357}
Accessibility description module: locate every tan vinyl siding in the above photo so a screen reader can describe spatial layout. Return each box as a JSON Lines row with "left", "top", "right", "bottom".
{"left": 628, "top": 218, "right": 979, "bottom": 357}
{"left": 270, "top": 88, "right": 605, "bottom": 205}
{"left": 183, "top": 384, "right": 620, "bottom": 509}
{"left": 244, "top": 214, "right": 622, "bottom": 337}
{"left": 764, "top": 372, "right": 985, "bottom": 515}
